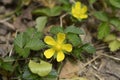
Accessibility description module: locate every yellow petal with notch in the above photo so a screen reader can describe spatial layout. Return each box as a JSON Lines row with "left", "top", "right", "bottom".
{"left": 44, "top": 36, "right": 56, "bottom": 45}
{"left": 44, "top": 48, "right": 55, "bottom": 58}
{"left": 57, "top": 51, "right": 65, "bottom": 62}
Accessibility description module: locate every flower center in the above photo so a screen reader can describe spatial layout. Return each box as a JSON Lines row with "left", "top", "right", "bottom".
{"left": 55, "top": 44, "right": 62, "bottom": 51}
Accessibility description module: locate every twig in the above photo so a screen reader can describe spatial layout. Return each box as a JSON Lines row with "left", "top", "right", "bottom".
{"left": 83, "top": 55, "right": 101, "bottom": 68}
{"left": 99, "top": 53, "right": 120, "bottom": 61}
{"left": 93, "top": 73, "right": 104, "bottom": 80}
{"left": 60, "top": 13, "right": 68, "bottom": 27}
{"left": 0, "top": 17, "right": 15, "bottom": 30}
{"left": 9, "top": 45, "right": 14, "bottom": 57}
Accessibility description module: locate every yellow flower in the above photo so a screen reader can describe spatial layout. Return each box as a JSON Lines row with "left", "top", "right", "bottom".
{"left": 71, "top": 1, "right": 88, "bottom": 19}
{"left": 44, "top": 33, "right": 72, "bottom": 62}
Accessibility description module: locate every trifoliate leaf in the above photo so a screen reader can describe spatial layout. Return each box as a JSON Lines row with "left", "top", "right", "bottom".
{"left": 28, "top": 60, "right": 52, "bottom": 77}
{"left": 35, "top": 16, "right": 47, "bottom": 32}
{"left": 50, "top": 26, "right": 64, "bottom": 34}
{"left": 104, "top": 34, "right": 116, "bottom": 42}
{"left": 98, "top": 22, "right": 110, "bottom": 39}
{"left": 109, "top": 40, "right": 120, "bottom": 51}
{"left": 67, "top": 33, "right": 82, "bottom": 46}
{"left": 25, "top": 39, "right": 45, "bottom": 50}
{"left": 109, "top": 0, "right": 120, "bottom": 8}
{"left": 94, "top": 11, "right": 108, "bottom": 22}
{"left": 65, "top": 26, "right": 84, "bottom": 34}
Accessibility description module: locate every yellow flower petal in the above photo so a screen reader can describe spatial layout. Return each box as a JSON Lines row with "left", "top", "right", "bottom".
{"left": 57, "top": 33, "right": 65, "bottom": 44}
{"left": 79, "top": 14, "right": 88, "bottom": 19}
{"left": 71, "top": 1, "right": 88, "bottom": 19}
{"left": 57, "top": 51, "right": 65, "bottom": 62}
{"left": 75, "top": 2, "right": 81, "bottom": 9}
{"left": 62, "top": 44, "right": 72, "bottom": 52}
{"left": 81, "top": 5, "right": 87, "bottom": 13}
{"left": 44, "top": 48, "right": 55, "bottom": 58}
{"left": 44, "top": 36, "right": 56, "bottom": 45}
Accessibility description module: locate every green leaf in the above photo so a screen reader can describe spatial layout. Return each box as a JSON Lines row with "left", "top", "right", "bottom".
{"left": 3, "top": 57, "right": 15, "bottom": 62}
{"left": 109, "top": 40, "right": 120, "bottom": 51}
{"left": 110, "top": 18, "right": 120, "bottom": 31}
{"left": 33, "top": 6, "right": 62, "bottom": 17}
{"left": 25, "top": 28, "right": 35, "bottom": 36}
{"left": 109, "top": 0, "right": 120, "bottom": 8}
{"left": 35, "top": 16, "right": 47, "bottom": 32}
{"left": 25, "top": 39, "right": 45, "bottom": 50}
{"left": 65, "top": 26, "right": 84, "bottom": 34}
{"left": 89, "top": 0, "right": 96, "bottom": 4}
{"left": 28, "top": 60, "right": 52, "bottom": 77}
{"left": 98, "top": 22, "right": 110, "bottom": 39}
{"left": 73, "top": 48, "right": 83, "bottom": 59}
{"left": 59, "top": 0, "right": 71, "bottom": 12}
{"left": 104, "top": 34, "right": 116, "bottom": 42}
{"left": 22, "top": 0, "right": 31, "bottom": 5}
{"left": 40, "top": 69, "right": 58, "bottom": 80}
{"left": 94, "top": 11, "right": 108, "bottom": 22}
{"left": 14, "top": 33, "right": 26, "bottom": 48}
{"left": 50, "top": 26, "right": 64, "bottom": 34}
{"left": 82, "top": 43, "right": 96, "bottom": 54}
{"left": 22, "top": 66, "right": 40, "bottom": 80}
{"left": 67, "top": 33, "right": 82, "bottom": 46}
{"left": 14, "top": 45, "right": 30, "bottom": 57}
{"left": 1, "top": 60, "right": 14, "bottom": 72}
{"left": 25, "top": 28, "right": 43, "bottom": 41}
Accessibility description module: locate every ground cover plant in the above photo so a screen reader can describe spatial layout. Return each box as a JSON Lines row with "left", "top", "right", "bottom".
{"left": 0, "top": 0, "right": 120, "bottom": 80}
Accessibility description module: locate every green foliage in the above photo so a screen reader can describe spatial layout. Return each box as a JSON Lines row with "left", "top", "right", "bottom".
{"left": 94, "top": 11, "right": 108, "bottom": 22}
{"left": 93, "top": 0, "right": 120, "bottom": 52}
{"left": 58, "top": 0, "right": 71, "bottom": 12}
{"left": 109, "top": 0, "right": 120, "bottom": 8}
{"left": 89, "top": 0, "right": 96, "bottom": 4}
{"left": 14, "top": 28, "right": 45, "bottom": 57}
{"left": 109, "top": 40, "right": 120, "bottom": 51}
{"left": 22, "top": 66, "right": 40, "bottom": 79}
{"left": 35, "top": 16, "right": 47, "bottom": 32}
{"left": 98, "top": 22, "right": 110, "bottom": 39}
{"left": 28, "top": 60, "right": 52, "bottom": 77}
{"left": 32, "top": 6, "right": 62, "bottom": 17}
{"left": 81, "top": 43, "right": 96, "bottom": 54}
{"left": 25, "top": 39, "right": 45, "bottom": 50}
{"left": 104, "top": 34, "right": 120, "bottom": 51}
{"left": 10, "top": 1, "right": 97, "bottom": 79}
{"left": 14, "top": 45, "right": 30, "bottom": 57}
{"left": 50, "top": 26, "right": 64, "bottom": 34}
{"left": 67, "top": 33, "right": 82, "bottom": 46}
{"left": 23, "top": 65, "right": 57, "bottom": 80}
{"left": 65, "top": 25, "right": 84, "bottom": 34}
{"left": 14, "top": 33, "right": 26, "bottom": 48}
{"left": 73, "top": 48, "right": 83, "bottom": 59}
{"left": 0, "top": 57, "right": 14, "bottom": 72}
{"left": 104, "top": 34, "right": 116, "bottom": 42}
{"left": 110, "top": 18, "right": 120, "bottom": 31}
